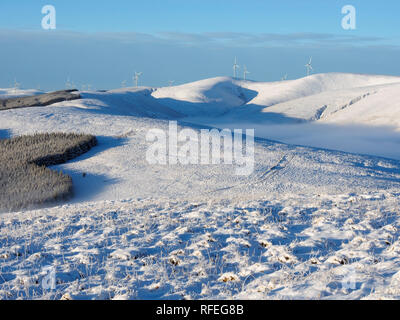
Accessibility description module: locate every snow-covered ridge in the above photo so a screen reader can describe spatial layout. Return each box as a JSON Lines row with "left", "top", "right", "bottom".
{"left": 3, "top": 72, "right": 400, "bottom": 126}
{"left": 242, "top": 73, "right": 400, "bottom": 107}
{"left": 152, "top": 76, "right": 248, "bottom": 116}
{"left": 152, "top": 73, "right": 400, "bottom": 119}
{"left": 2, "top": 72, "right": 400, "bottom": 161}
{"left": 149, "top": 73, "right": 400, "bottom": 132}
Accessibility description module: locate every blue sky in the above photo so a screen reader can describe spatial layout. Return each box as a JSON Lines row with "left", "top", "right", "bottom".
{"left": 0, "top": 0, "right": 399, "bottom": 90}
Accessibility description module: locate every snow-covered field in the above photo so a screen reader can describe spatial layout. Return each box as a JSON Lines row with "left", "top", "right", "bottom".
{"left": 2, "top": 192, "right": 400, "bottom": 300}
{"left": 1, "top": 73, "right": 400, "bottom": 299}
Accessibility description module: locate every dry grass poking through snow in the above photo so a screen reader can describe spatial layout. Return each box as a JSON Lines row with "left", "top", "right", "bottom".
{"left": 0, "top": 133, "right": 97, "bottom": 212}
{"left": 1, "top": 193, "right": 400, "bottom": 300}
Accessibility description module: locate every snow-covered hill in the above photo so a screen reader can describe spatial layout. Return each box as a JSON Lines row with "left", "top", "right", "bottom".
{"left": 151, "top": 76, "right": 249, "bottom": 116}
{"left": 241, "top": 73, "right": 400, "bottom": 109}
{"left": 151, "top": 73, "right": 400, "bottom": 126}
{"left": 154, "top": 73, "right": 400, "bottom": 160}
{"left": 1, "top": 72, "right": 400, "bottom": 204}
{"left": 1, "top": 73, "right": 400, "bottom": 300}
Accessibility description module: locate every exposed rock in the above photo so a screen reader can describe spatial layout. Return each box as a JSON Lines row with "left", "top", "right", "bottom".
{"left": 0, "top": 89, "right": 80, "bottom": 111}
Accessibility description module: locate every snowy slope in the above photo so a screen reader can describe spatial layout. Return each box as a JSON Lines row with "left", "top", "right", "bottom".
{"left": 167, "top": 73, "right": 400, "bottom": 160}
{"left": 1, "top": 97, "right": 400, "bottom": 300}
{"left": 151, "top": 73, "right": 400, "bottom": 121}
{"left": 1, "top": 73, "right": 400, "bottom": 300}
{"left": 71, "top": 88, "right": 183, "bottom": 119}
{"left": 241, "top": 73, "right": 400, "bottom": 108}
{"left": 1, "top": 72, "right": 400, "bottom": 201}
{"left": 3, "top": 103, "right": 399, "bottom": 203}
{"left": 321, "top": 83, "right": 400, "bottom": 128}
{"left": 151, "top": 77, "right": 248, "bottom": 116}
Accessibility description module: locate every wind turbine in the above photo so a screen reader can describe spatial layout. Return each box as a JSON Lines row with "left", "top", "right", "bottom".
{"left": 13, "top": 78, "right": 20, "bottom": 93}
{"left": 281, "top": 73, "right": 288, "bottom": 81}
{"left": 305, "top": 57, "right": 313, "bottom": 76}
{"left": 243, "top": 65, "right": 250, "bottom": 80}
{"left": 168, "top": 80, "right": 175, "bottom": 87}
{"left": 133, "top": 72, "right": 143, "bottom": 88}
{"left": 65, "top": 77, "right": 72, "bottom": 89}
{"left": 233, "top": 57, "right": 240, "bottom": 79}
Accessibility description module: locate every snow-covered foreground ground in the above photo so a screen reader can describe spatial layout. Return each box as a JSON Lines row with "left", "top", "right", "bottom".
{"left": 1, "top": 192, "right": 400, "bottom": 300}
{"left": 1, "top": 73, "right": 400, "bottom": 299}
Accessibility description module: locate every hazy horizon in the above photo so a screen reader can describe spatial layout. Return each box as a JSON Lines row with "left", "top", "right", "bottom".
{"left": 1, "top": 0, "right": 400, "bottom": 91}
